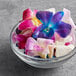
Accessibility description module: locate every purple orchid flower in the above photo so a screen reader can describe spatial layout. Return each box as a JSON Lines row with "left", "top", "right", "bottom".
{"left": 32, "top": 11, "right": 72, "bottom": 39}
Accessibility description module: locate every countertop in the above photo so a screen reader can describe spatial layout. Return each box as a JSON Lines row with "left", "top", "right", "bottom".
{"left": 0, "top": 0, "right": 76, "bottom": 76}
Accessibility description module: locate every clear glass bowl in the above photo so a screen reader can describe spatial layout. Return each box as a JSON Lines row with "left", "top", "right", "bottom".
{"left": 10, "top": 23, "right": 76, "bottom": 68}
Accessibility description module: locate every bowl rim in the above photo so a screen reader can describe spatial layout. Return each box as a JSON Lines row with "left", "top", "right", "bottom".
{"left": 10, "top": 22, "right": 76, "bottom": 62}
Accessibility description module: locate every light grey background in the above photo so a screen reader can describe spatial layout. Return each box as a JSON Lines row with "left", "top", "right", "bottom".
{"left": 0, "top": 0, "right": 76, "bottom": 76}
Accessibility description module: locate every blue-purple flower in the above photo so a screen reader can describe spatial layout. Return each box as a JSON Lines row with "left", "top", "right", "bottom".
{"left": 32, "top": 11, "right": 72, "bottom": 39}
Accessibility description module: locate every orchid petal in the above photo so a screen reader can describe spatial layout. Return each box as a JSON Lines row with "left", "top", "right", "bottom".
{"left": 32, "top": 24, "right": 42, "bottom": 38}
{"left": 54, "top": 32, "right": 64, "bottom": 41}
{"left": 33, "top": 9, "right": 38, "bottom": 16}
{"left": 51, "top": 35, "right": 55, "bottom": 41}
{"left": 15, "top": 29, "right": 33, "bottom": 49}
{"left": 48, "top": 45, "right": 54, "bottom": 58}
{"left": 62, "top": 8, "right": 76, "bottom": 44}
{"left": 56, "top": 22, "right": 72, "bottom": 38}
{"left": 48, "top": 28, "right": 54, "bottom": 38}
{"left": 36, "top": 27, "right": 54, "bottom": 38}
{"left": 32, "top": 16, "right": 42, "bottom": 27}
{"left": 55, "top": 44, "right": 74, "bottom": 57}
{"left": 23, "top": 8, "right": 33, "bottom": 20}
{"left": 32, "top": 9, "right": 42, "bottom": 26}
{"left": 20, "top": 28, "right": 33, "bottom": 37}
{"left": 25, "top": 37, "right": 38, "bottom": 50}
{"left": 18, "top": 20, "right": 36, "bottom": 31}
{"left": 42, "top": 28, "right": 54, "bottom": 38}
{"left": 17, "top": 41, "right": 25, "bottom": 49}
{"left": 70, "top": 29, "right": 75, "bottom": 45}
{"left": 37, "top": 38, "right": 54, "bottom": 47}
{"left": 15, "top": 34, "right": 26, "bottom": 42}
{"left": 25, "top": 37, "right": 43, "bottom": 52}
{"left": 38, "top": 31, "right": 48, "bottom": 38}
{"left": 62, "top": 8, "right": 76, "bottom": 28}
{"left": 36, "top": 11, "right": 53, "bottom": 29}
{"left": 62, "top": 8, "right": 70, "bottom": 22}
{"left": 51, "top": 11, "right": 64, "bottom": 24}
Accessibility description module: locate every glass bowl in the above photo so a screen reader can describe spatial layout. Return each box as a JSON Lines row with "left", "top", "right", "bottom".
{"left": 10, "top": 23, "right": 76, "bottom": 68}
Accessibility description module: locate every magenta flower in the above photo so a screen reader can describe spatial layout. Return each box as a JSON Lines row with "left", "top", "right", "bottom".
{"left": 23, "top": 8, "right": 33, "bottom": 20}
{"left": 12, "top": 28, "right": 33, "bottom": 49}
{"left": 18, "top": 19, "right": 36, "bottom": 31}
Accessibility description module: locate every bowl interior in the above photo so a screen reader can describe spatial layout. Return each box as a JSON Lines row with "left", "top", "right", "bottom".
{"left": 10, "top": 23, "right": 76, "bottom": 62}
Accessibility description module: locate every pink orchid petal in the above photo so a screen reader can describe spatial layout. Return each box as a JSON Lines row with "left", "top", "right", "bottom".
{"left": 51, "top": 35, "right": 55, "bottom": 42}
{"left": 15, "top": 34, "right": 26, "bottom": 42}
{"left": 17, "top": 41, "right": 25, "bottom": 49}
{"left": 20, "top": 28, "right": 33, "bottom": 37}
{"left": 33, "top": 9, "right": 38, "bottom": 16}
{"left": 25, "top": 37, "right": 38, "bottom": 51}
{"left": 25, "top": 37, "right": 43, "bottom": 56}
{"left": 62, "top": 8, "right": 76, "bottom": 29}
{"left": 62, "top": 8, "right": 76, "bottom": 44}
{"left": 34, "top": 45, "right": 44, "bottom": 51}
{"left": 70, "top": 29, "right": 75, "bottom": 45}
{"left": 37, "top": 38, "right": 54, "bottom": 47}
{"left": 18, "top": 20, "right": 36, "bottom": 31}
{"left": 23, "top": 8, "right": 33, "bottom": 20}
{"left": 54, "top": 32, "right": 64, "bottom": 41}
